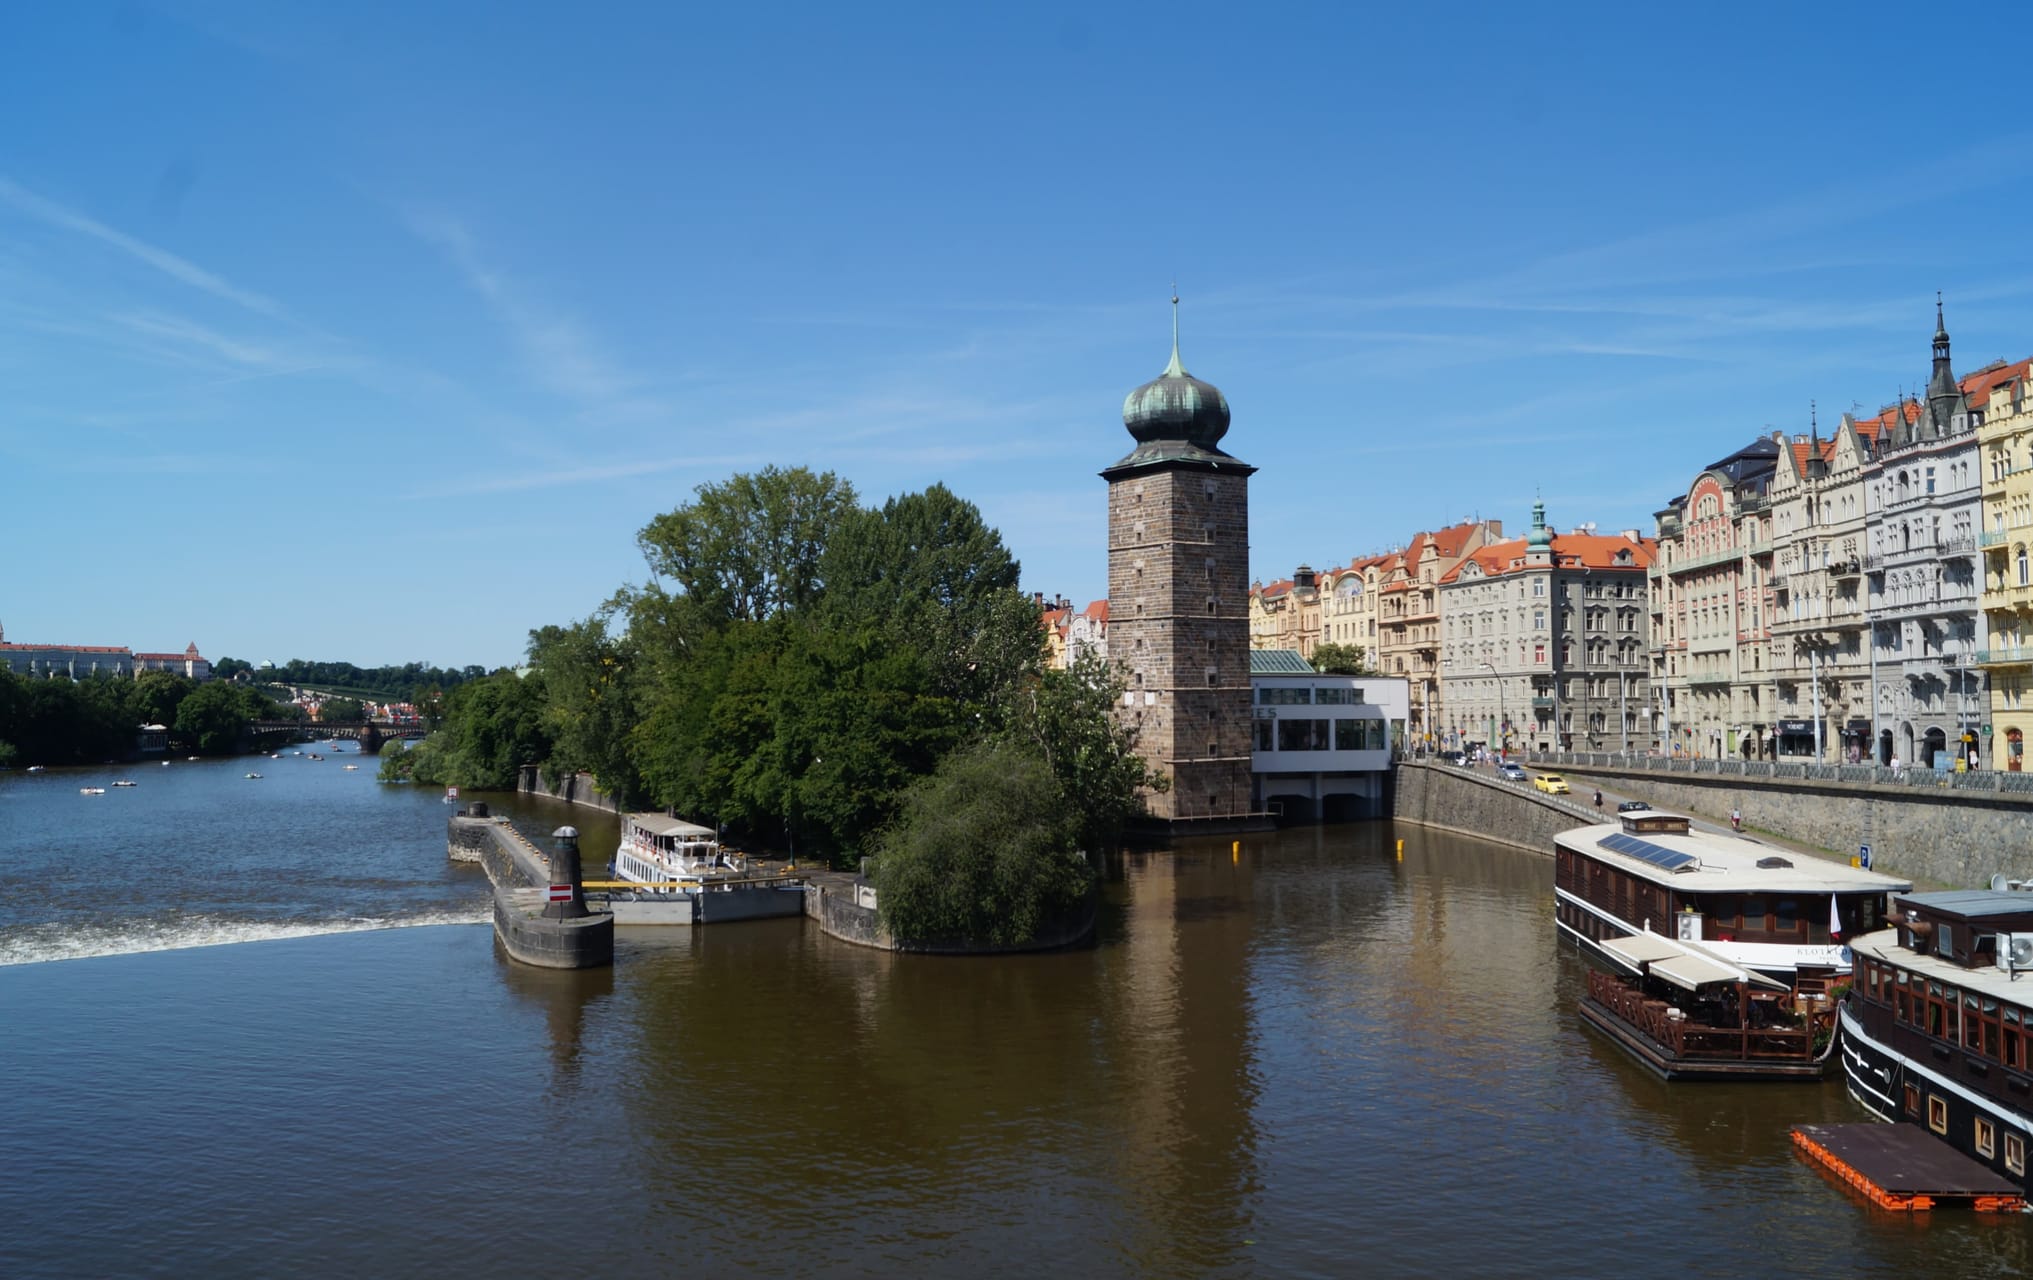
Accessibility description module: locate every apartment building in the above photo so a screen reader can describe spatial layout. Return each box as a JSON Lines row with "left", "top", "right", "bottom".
{"left": 1440, "top": 502, "right": 1654, "bottom": 754}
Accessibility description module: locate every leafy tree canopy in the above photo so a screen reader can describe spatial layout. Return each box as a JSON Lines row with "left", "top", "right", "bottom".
{"left": 1309, "top": 642, "right": 1376, "bottom": 676}
{"left": 872, "top": 741, "right": 1093, "bottom": 948}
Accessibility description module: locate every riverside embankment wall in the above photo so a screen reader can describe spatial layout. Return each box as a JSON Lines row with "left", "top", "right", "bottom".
{"left": 1513, "top": 757, "right": 2033, "bottom": 890}
{"left": 515, "top": 765, "right": 623, "bottom": 814}
{"left": 1392, "top": 761, "right": 1604, "bottom": 856}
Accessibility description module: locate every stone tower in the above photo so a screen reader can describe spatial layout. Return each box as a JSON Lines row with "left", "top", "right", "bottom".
{"left": 1102, "top": 300, "right": 1257, "bottom": 826}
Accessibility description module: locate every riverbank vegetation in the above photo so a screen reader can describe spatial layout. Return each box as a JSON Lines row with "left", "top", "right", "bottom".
{"left": 0, "top": 669, "right": 300, "bottom": 764}
{"left": 400, "top": 466, "right": 1160, "bottom": 941}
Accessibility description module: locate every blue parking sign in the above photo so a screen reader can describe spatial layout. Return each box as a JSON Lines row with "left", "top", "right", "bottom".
{"left": 1859, "top": 843, "right": 1872, "bottom": 870}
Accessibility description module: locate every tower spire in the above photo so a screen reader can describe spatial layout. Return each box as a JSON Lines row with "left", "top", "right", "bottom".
{"left": 1165, "top": 284, "right": 1184, "bottom": 377}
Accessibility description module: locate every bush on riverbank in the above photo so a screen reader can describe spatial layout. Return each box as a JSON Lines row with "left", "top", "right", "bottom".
{"left": 872, "top": 742, "right": 1093, "bottom": 948}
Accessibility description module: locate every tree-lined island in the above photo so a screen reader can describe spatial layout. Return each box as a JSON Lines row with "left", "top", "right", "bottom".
{"left": 381, "top": 466, "right": 1158, "bottom": 947}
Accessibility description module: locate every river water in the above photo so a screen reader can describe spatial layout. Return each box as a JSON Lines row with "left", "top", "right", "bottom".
{"left": 1, "top": 756, "right": 2028, "bottom": 1277}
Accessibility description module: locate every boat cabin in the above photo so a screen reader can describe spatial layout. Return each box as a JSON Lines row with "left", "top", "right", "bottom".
{"left": 1554, "top": 813, "right": 1910, "bottom": 977}
{"left": 1841, "top": 886, "right": 2033, "bottom": 1191}
{"left": 617, "top": 813, "right": 740, "bottom": 885}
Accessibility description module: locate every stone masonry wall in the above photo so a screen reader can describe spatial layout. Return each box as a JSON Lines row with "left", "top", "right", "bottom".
{"left": 1532, "top": 761, "right": 2033, "bottom": 890}
{"left": 1392, "top": 761, "right": 1602, "bottom": 856}
{"left": 1107, "top": 464, "right": 1253, "bottom": 819}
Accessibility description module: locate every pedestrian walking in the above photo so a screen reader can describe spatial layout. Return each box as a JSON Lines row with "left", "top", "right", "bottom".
{"left": 1730, "top": 806, "right": 1742, "bottom": 833}
{"left": 1593, "top": 788, "right": 1603, "bottom": 811}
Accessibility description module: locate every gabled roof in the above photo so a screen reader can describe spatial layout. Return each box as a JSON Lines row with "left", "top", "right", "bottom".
{"left": 1081, "top": 599, "right": 1109, "bottom": 622}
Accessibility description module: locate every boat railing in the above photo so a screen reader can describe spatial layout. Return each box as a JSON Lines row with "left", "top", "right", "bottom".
{"left": 1585, "top": 970, "right": 1812, "bottom": 1062}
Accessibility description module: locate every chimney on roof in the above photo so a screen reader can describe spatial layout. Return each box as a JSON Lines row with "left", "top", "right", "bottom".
{"left": 1622, "top": 529, "right": 1641, "bottom": 542}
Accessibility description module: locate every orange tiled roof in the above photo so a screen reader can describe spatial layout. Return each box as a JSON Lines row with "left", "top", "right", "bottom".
{"left": 1082, "top": 599, "right": 1109, "bottom": 622}
{"left": 1440, "top": 533, "right": 1654, "bottom": 583}
{"left": 1964, "top": 357, "right": 2033, "bottom": 406}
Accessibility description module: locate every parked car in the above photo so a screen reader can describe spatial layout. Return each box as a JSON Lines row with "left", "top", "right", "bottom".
{"left": 1498, "top": 763, "right": 1528, "bottom": 782}
{"left": 1436, "top": 750, "right": 1464, "bottom": 766}
{"left": 1616, "top": 799, "right": 1650, "bottom": 813}
{"left": 1532, "top": 773, "right": 1571, "bottom": 795}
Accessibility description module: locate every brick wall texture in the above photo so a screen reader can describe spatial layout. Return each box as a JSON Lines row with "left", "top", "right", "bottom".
{"left": 1107, "top": 464, "right": 1255, "bottom": 819}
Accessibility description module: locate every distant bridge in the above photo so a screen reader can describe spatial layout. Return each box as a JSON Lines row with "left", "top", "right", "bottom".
{"left": 248, "top": 720, "right": 429, "bottom": 752}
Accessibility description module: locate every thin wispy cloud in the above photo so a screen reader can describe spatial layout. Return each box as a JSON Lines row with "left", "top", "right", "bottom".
{"left": 407, "top": 212, "right": 652, "bottom": 412}
{"left": 0, "top": 177, "right": 287, "bottom": 319}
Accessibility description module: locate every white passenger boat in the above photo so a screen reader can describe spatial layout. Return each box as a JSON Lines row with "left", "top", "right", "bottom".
{"left": 602, "top": 813, "right": 803, "bottom": 927}
{"left": 1555, "top": 810, "right": 1911, "bottom": 983}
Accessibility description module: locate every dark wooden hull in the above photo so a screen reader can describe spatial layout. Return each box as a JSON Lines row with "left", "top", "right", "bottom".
{"left": 1838, "top": 1003, "right": 2032, "bottom": 1194}
{"left": 1580, "top": 996, "right": 1830, "bottom": 1081}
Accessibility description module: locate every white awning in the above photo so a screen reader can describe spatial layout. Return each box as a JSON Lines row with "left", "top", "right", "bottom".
{"left": 1602, "top": 932, "right": 1686, "bottom": 968}
{"left": 1650, "top": 952, "right": 1748, "bottom": 992}
{"left": 1602, "top": 929, "right": 1787, "bottom": 992}
{"left": 630, "top": 814, "right": 717, "bottom": 839}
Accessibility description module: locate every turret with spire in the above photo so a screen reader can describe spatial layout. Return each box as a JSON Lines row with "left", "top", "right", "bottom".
{"left": 1925, "top": 292, "right": 1963, "bottom": 436}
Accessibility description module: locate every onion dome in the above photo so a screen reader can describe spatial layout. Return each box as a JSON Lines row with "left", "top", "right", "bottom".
{"left": 1525, "top": 498, "right": 1553, "bottom": 548}
{"left": 1122, "top": 303, "right": 1231, "bottom": 447}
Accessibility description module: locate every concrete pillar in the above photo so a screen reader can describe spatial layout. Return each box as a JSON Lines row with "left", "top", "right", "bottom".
{"left": 544, "top": 826, "right": 591, "bottom": 920}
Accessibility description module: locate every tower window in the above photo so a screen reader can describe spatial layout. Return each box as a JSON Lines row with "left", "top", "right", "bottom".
{"left": 1207, "top": 598, "right": 1217, "bottom": 614}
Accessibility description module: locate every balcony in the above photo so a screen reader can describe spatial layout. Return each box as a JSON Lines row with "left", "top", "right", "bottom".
{"left": 1530, "top": 696, "right": 1555, "bottom": 710}
{"left": 1976, "top": 649, "right": 2033, "bottom": 668}
{"left": 1687, "top": 671, "right": 1733, "bottom": 687}
{"left": 1664, "top": 544, "right": 1745, "bottom": 575}
{"left": 1982, "top": 529, "right": 2010, "bottom": 548}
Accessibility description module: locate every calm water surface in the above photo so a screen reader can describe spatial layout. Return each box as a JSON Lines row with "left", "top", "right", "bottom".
{"left": 1, "top": 759, "right": 2028, "bottom": 1277}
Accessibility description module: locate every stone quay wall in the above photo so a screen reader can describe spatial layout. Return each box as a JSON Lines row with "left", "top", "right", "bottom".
{"left": 515, "top": 765, "right": 624, "bottom": 814}
{"left": 1518, "top": 757, "right": 2033, "bottom": 890}
{"left": 805, "top": 879, "right": 1099, "bottom": 954}
{"left": 1392, "top": 761, "right": 1602, "bottom": 856}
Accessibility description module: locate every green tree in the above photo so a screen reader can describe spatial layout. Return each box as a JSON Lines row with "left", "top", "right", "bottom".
{"left": 528, "top": 614, "right": 642, "bottom": 801}
{"left": 174, "top": 681, "right": 267, "bottom": 755}
{"left": 1004, "top": 653, "right": 1164, "bottom": 852}
{"left": 872, "top": 741, "right": 1093, "bottom": 948}
{"left": 212, "top": 657, "right": 253, "bottom": 681}
{"left": 318, "top": 696, "right": 366, "bottom": 723}
{"left": 636, "top": 465, "right": 857, "bottom": 624}
{"left": 818, "top": 484, "right": 1038, "bottom": 713}
{"left": 1310, "top": 642, "right": 1376, "bottom": 675}
{"left": 126, "top": 671, "right": 193, "bottom": 731}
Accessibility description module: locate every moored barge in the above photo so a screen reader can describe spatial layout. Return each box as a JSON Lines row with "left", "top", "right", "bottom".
{"left": 1555, "top": 810, "right": 1910, "bottom": 984}
{"left": 1579, "top": 929, "right": 1831, "bottom": 1080}
{"left": 1837, "top": 885, "right": 2033, "bottom": 1199}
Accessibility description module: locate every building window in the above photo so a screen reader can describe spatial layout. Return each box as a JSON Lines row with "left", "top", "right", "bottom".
{"left": 2008, "top": 1132, "right": 2027, "bottom": 1177}
{"left": 1976, "top": 1116, "right": 1996, "bottom": 1160}
{"left": 1927, "top": 1095, "right": 1948, "bottom": 1135}
{"left": 1904, "top": 1083, "right": 1921, "bottom": 1117}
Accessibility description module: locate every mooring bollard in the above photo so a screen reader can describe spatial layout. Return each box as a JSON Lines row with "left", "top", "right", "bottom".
{"left": 544, "top": 826, "right": 590, "bottom": 920}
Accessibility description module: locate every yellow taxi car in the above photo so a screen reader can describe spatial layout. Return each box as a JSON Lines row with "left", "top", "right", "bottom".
{"left": 1532, "top": 773, "right": 1571, "bottom": 795}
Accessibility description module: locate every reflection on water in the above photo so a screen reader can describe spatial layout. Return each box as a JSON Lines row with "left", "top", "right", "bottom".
{"left": 3, "top": 817, "right": 2030, "bottom": 1278}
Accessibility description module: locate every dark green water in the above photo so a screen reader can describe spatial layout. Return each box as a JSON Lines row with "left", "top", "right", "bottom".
{"left": 1, "top": 761, "right": 2028, "bottom": 1276}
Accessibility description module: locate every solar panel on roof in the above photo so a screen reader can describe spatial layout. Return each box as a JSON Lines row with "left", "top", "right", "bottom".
{"left": 1601, "top": 831, "right": 1698, "bottom": 872}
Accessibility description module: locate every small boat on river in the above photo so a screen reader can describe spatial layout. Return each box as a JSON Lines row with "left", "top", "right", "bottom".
{"left": 111, "top": 780, "right": 136, "bottom": 788}
{"left": 79, "top": 787, "right": 106, "bottom": 796}
{"left": 245, "top": 772, "right": 263, "bottom": 780}
{"left": 601, "top": 813, "right": 806, "bottom": 926}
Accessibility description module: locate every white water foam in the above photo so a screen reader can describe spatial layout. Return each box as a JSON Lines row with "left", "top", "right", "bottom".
{"left": 0, "top": 908, "right": 491, "bottom": 967}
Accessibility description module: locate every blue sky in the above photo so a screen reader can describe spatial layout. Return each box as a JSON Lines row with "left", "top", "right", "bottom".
{"left": 7, "top": 1, "right": 2033, "bottom": 668}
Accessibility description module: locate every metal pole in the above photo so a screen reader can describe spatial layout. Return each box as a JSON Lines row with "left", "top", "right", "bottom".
{"left": 1620, "top": 667, "right": 1629, "bottom": 756}
{"left": 1869, "top": 619, "right": 1880, "bottom": 767}
{"left": 1811, "top": 646, "right": 1824, "bottom": 762}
